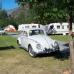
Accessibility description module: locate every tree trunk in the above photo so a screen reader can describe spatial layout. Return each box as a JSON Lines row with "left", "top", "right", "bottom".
{"left": 69, "top": 15, "right": 74, "bottom": 74}
{"left": 68, "top": 0, "right": 74, "bottom": 73}
{"left": 69, "top": 39, "right": 74, "bottom": 74}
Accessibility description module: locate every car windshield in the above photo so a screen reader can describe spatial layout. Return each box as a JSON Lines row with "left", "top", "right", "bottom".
{"left": 29, "top": 29, "right": 44, "bottom": 36}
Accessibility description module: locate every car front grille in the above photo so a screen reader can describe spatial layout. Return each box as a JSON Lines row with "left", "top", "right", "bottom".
{"left": 44, "top": 48, "right": 53, "bottom": 53}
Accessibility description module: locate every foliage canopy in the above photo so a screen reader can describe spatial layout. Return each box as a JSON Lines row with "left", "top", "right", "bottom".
{"left": 16, "top": 0, "right": 74, "bottom": 24}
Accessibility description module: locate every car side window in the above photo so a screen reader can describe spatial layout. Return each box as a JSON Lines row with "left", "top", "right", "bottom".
{"left": 29, "top": 30, "right": 34, "bottom": 36}
{"left": 19, "top": 31, "right": 28, "bottom": 37}
{"left": 23, "top": 31, "right": 28, "bottom": 37}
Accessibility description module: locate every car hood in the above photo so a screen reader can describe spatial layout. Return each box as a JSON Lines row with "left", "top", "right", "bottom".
{"left": 29, "top": 35, "right": 55, "bottom": 49}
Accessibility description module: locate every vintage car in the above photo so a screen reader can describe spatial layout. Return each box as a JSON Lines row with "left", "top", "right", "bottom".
{"left": 17, "top": 28, "right": 60, "bottom": 57}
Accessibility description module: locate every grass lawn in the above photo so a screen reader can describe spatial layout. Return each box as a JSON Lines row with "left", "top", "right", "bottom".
{"left": 0, "top": 35, "right": 71, "bottom": 74}
{"left": 0, "top": 35, "right": 17, "bottom": 47}
{"left": 50, "top": 35, "right": 69, "bottom": 42}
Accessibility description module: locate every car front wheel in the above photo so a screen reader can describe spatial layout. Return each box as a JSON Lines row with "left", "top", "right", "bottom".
{"left": 28, "top": 45, "right": 36, "bottom": 57}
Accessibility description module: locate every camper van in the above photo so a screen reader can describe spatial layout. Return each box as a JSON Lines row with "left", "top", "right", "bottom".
{"left": 45, "top": 23, "right": 74, "bottom": 35}
{"left": 18, "top": 24, "right": 44, "bottom": 31}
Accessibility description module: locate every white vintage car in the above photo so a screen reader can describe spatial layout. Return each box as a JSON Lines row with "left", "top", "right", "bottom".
{"left": 17, "top": 28, "right": 60, "bottom": 57}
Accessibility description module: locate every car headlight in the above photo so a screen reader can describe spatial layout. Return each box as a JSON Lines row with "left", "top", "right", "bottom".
{"left": 36, "top": 44, "right": 41, "bottom": 49}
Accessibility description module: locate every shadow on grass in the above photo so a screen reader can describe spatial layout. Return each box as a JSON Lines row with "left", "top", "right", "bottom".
{"left": 37, "top": 50, "right": 70, "bottom": 60}
{"left": 37, "top": 42, "right": 70, "bottom": 60}
{"left": 52, "top": 49, "right": 70, "bottom": 61}
{"left": 0, "top": 46, "right": 16, "bottom": 50}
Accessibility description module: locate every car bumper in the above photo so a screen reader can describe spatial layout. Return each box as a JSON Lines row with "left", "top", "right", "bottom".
{"left": 35, "top": 46, "right": 59, "bottom": 54}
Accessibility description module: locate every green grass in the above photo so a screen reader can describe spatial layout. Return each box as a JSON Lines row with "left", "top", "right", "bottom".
{"left": 0, "top": 35, "right": 71, "bottom": 74}
{"left": 50, "top": 35, "right": 69, "bottom": 42}
{"left": 0, "top": 35, "right": 17, "bottom": 47}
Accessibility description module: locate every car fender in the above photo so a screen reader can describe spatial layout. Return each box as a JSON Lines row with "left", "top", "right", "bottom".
{"left": 28, "top": 38, "right": 38, "bottom": 52}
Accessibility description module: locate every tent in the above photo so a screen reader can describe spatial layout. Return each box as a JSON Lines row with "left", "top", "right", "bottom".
{"left": 4, "top": 25, "right": 16, "bottom": 32}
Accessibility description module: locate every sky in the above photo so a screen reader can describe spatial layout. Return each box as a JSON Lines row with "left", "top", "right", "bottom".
{"left": 1, "top": 0, "right": 18, "bottom": 10}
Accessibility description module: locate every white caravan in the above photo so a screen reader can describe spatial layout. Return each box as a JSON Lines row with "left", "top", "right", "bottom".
{"left": 46, "top": 23, "right": 74, "bottom": 35}
{"left": 18, "top": 24, "right": 44, "bottom": 31}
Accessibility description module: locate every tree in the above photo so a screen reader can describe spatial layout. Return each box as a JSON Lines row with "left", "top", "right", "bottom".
{"left": 0, "top": 10, "right": 9, "bottom": 27}
{"left": 0, "top": 10, "right": 17, "bottom": 28}
{"left": 16, "top": 0, "right": 69, "bottom": 24}
{"left": 14, "top": 9, "right": 34, "bottom": 24}
{"left": 67, "top": 0, "right": 74, "bottom": 73}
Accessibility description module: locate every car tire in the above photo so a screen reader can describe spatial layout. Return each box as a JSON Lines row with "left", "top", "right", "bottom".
{"left": 17, "top": 40, "right": 21, "bottom": 48}
{"left": 28, "top": 45, "right": 36, "bottom": 57}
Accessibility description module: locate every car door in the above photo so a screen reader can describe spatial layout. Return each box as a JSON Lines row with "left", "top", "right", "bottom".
{"left": 21, "top": 31, "right": 28, "bottom": 50}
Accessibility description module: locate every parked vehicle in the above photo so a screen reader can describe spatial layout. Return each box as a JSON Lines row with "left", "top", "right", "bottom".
{"left": 0, "top": 27, "right": 5, "bottom": 35}
{"left": 18, "top": 23, "right": 44, "bottom": 31}
{"left": 45, "top": 23, "right": 74, "bottom": 35}
{"left": 17, "top": 28, "right": 60, "bottom": 57}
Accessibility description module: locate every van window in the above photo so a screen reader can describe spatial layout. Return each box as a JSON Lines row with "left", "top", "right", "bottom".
{"left": 57, "top": 25, "right": 60, "bottom": 29}
{"left": 32, "top": 26, "right": 36, "bottom": 28}
{"left": 25, "top": 26, "right": 29, "bottom": 28}
{"left": 67, "top": 25, "right": 69, "bottom": 28}
{"left": 62, "top": 25, "right": 64, "bottom": 29}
